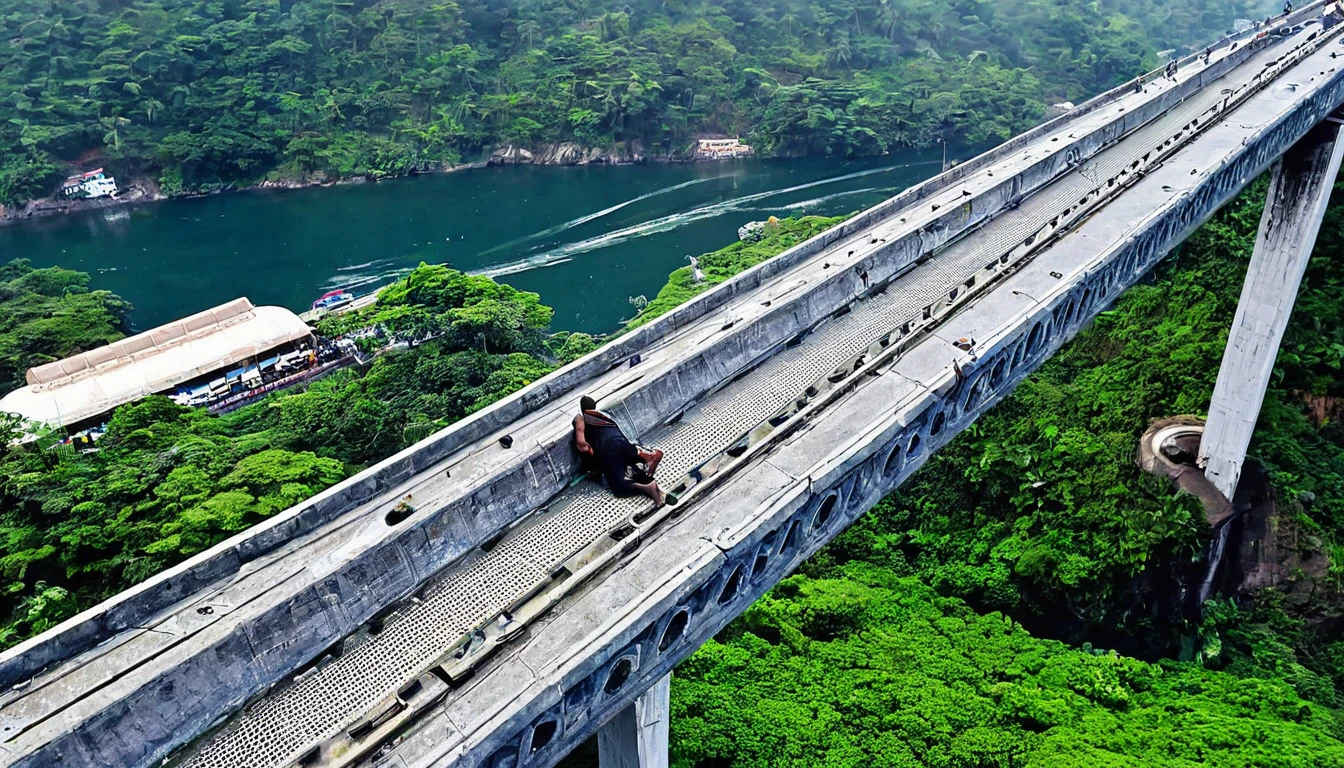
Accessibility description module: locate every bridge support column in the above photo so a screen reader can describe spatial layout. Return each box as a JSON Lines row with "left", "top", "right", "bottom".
{"left": 1199, "top": 122, "right": 1344, "bottom": 500}
{"left": 597, "top": 673, "right": 670, "bottom": 768}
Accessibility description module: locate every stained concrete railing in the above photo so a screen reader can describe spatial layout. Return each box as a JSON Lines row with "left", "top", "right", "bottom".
{"left": 0, "top": 1, "right": 1321, "bottom": 694}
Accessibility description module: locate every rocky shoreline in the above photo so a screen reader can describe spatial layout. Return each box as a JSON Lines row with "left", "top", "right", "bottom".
{"left": 484, "top": 140, "right": 652, "bottom": 166}
{"left": 0, "top": 141, "right": 713, "bottom": 226}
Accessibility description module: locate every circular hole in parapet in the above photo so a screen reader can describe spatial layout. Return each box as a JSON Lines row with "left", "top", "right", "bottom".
{"left": 908, "top": 433, "right": 923, "bottom": 456}
{"left": 659, "top": 610, "right": 690, "bottom": 652}
{"left": 1027, "top": 321, "right": 1045, "bottom": 354}
{"left": 990, "top": 359, "right": 1007, "bottom": 388}
{"left": 779, "top": 519, "right": 802, "bottom": 554}
{"left": 752, "top": 550, "right": 770, "bottom": 580}
{"left": 604, "top": 657, "right": 635, "bottom": 695}
{"left": 529, "top": 720, "right": 558, "bottom": 753}
{"left": 931, "top": 411, "right": 946, "bottom": 436}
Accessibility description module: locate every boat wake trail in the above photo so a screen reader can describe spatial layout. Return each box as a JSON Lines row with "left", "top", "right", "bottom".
{"left": 479, "top": 176, "right": 718, "bottom": 258}
{"left": 775, "top": 186, "right": 887, "bottom": 211}
{"left": 478, "top": 164, "right": 930, "bottom": 278}
{"left": 474, "top": 257, "right": 574, "bottom": 278}
{"left": 336, "top": 258, "right": 395, "bottom": 273}
{"left": 319, "top": 266, "right": 414, "bottom": 292}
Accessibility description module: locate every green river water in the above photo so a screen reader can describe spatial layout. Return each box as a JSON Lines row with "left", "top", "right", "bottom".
{"left": 0, "top": 152, "right": 942, "bottom": 334}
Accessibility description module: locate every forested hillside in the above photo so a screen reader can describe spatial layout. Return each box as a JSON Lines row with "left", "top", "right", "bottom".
{"left": 0, "top": 0, "right": 1266, "bottom": 204}
{"left": 668, "top": 573, "right": 1344, "bottom": 767}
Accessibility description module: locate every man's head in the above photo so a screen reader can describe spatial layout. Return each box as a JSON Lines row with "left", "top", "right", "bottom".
{"left": 580, "top": 395, "right": 597, "bottom": 412}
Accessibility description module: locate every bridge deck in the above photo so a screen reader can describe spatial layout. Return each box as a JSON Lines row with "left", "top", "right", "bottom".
{"left": 174, "top": 18, "right": 1339, "bottom": 768}
{"left": 0, "top": 7, "right": 1337, "bottom": 767}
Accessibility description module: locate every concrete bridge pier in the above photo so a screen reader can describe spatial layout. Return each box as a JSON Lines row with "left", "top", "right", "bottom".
{"left": 597, "top": 673, "right": 671, "bottom": 768}
{"left": 1199, "top": 121, "right": 1344, "bottom": 500}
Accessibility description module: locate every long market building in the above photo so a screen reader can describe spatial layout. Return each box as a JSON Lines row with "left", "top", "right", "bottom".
{"left": 0, "top": 298, "right": 315, "bottom": 438}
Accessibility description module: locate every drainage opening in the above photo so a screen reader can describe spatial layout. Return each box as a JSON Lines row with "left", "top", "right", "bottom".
{"left": 659, "top": 610, "right": 690, "bottom": 652}
{"left": 530, "top": 720, "right": 558, "bottom": 753}
{"left": 884, "top": 444, "right": 902, "bottom": 475}
{"left": 718, "top": 566, "right": 744, "bottom": 605}
{"left": 813, "top": 494, "right": 837, "bottom": 530}
{"left": 604, "top": 657, "right": 635, "bottom": 695}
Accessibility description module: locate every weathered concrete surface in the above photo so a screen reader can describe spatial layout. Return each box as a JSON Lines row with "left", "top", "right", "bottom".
{"left": 3, "top": 7, "right": 1340, "bottom": 768}
{"left": 596, "top": 674, "right": 669, "bottom": 768}
{"left": 1198, "top": 122, "right": 1344, "bottom": 500}
{"left": 355, "top": 14, "right": 1344, "bottom": 766}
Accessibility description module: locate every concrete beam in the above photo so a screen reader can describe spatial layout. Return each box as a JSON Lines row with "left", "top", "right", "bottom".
{"left": 1199, "top": 121, "right": 1344, "bottom": 500}
{"left": 597, "top": 673, "right": 670, "bottom": 768}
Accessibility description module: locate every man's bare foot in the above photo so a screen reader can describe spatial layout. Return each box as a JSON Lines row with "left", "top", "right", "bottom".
{"left": 653, "top": 487, "right": 665, "bottom": 506}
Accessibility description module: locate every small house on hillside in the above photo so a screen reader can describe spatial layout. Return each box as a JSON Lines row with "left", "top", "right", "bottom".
{"left": 60, "top": 168, "right": 118, "bottom": 199}
{"left": 696, "top": 138, "right": 752, "bottom": 159}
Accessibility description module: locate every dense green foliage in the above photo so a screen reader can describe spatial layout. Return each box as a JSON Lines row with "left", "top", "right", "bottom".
{"left": 0, "top": 258, "right": 130, "bottom": 391}
{"left": 0, "top": 0, "right": 1266, "bottom": 204}
{"left": 0, "top": 262, "right": 564, "bottom": 642}
{"left": 671, "top": 566, "right": 1344, "bottom": 767}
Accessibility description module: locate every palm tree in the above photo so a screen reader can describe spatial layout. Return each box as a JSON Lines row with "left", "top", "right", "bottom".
{"left": 144, "top": 98, "right": 165, "bottom": 123}
{"left": 517, "top": 19, "right": 542, "bottom": 49}
{"left": 826, "top": 32, "right": 853, "bottom": 70}
{"left": 100, "top": 115, "right": 131, "bottom": 151}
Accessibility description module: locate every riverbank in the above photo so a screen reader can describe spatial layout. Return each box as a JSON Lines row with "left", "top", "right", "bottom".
{"left": 0, "top": 140, "right": 739, "bottom": 226}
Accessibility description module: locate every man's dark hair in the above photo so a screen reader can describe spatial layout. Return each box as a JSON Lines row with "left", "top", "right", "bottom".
{"left": 580, "top": 395, "right": 597, "bottom": 411}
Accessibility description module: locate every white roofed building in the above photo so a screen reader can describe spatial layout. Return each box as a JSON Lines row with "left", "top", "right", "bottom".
{"left": 0, "top": 298, "right": 313, "bottom": 432}
{"left": 60, "top": 168, "right": 118, "bottom": 199}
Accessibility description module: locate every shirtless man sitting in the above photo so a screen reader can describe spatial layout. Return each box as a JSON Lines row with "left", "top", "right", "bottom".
{"left": 573, "top": 395, "right": 666, "bottom": 505}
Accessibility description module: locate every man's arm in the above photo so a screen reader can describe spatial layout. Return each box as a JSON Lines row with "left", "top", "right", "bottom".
{"left": 574, "top": 414, "right": 593, "bottom": 455}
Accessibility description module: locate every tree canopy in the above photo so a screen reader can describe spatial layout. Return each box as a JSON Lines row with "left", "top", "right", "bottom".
{"left": 670, "top": 567, "right": 1344, "bottom": 768}
{"left": 0, "top": 258, "right": 131, "bottom": 391}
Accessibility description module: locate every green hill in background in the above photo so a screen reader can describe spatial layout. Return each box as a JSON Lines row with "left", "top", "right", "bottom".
{"left": 1, "top": 0, "right": 1267, "bottom": 203}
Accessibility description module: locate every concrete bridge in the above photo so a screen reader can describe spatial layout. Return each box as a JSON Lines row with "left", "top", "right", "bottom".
{"left": 4, "top": 6, "right": 1344, "bottom": 767}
